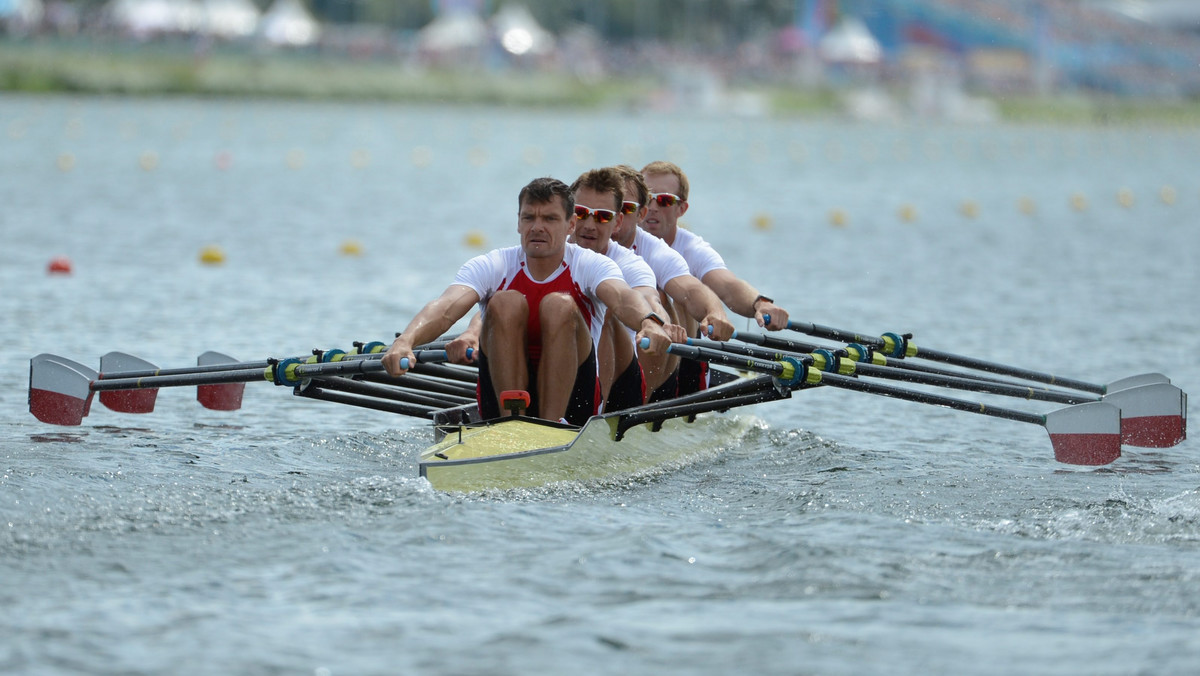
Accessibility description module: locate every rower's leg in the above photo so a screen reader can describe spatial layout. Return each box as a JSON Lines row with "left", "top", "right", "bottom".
{"left": 641, "top": 289, "right": 680, "bottom": 400}
{"left": 598, "top": 313, "right": 634, "bottom": 404}
{"left": 536, "top": 292, "right": 591, "bottom": 422}
{"left": 480, "top": 290, "right": 529, "bottom": 416}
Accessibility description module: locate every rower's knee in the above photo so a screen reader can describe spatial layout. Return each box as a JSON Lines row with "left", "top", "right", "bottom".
{"left": 539, "top": 292, "right": 583, "bottom": 329}
{"left": 487, "top": 290, "right": 529, "bottom": 326}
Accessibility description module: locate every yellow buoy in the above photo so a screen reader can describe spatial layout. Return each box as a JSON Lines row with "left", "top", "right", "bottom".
{"left": 464, "top": 230, "right": 486, "bottom": 248}
{"left": 1160, "top": 185, "right": 1176, "bottom": 205}
{"left": 829, "top": 209, "right": 848, "bottom": 228}
{"left": 57, "top": 153, "right": 76, "bottom": 172}
{"left": 1117, "top": 188, "right": 1135, "bottom": 209}
{"left": 898, "top": 204, "right": 917, "bottom": 223}
{"left": 960, "top": 200, "right": 979, "bottom": 219}
{"left": 1018, "top": 197, "right": 1037, "bottom": 216}
{"left": 139, "top": 152, "right": 159, "bottom": 171}
{"left": 199, "top": 245, "right": 226, "bottom": 265}
{"left": 752, "top": 213, "right": 773, "bottom": 231}
{"left": 339, "top": 239, "right": 364, "bottom": 257}
{"left": 1070, "top": 193, "right": 1088, "bottom": 212}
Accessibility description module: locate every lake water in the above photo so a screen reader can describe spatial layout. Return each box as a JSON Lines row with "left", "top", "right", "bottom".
{"left": 2, "top": 94, "right": 1198, "bottom": 675}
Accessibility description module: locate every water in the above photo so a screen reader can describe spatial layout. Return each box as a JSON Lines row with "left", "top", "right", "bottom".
{"left": 2, "top": 94, "right": 1199, "bottom": 675}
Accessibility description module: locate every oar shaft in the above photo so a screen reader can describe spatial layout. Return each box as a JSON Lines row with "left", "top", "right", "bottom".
{"left": 786, "top": 321, "right": 1106, "bottom": 395}
{"left": 817, "top": 371, "right": 1047, "bottom": 426}
{"left": 91, "top": 367, "right": 270, "bottom": 391}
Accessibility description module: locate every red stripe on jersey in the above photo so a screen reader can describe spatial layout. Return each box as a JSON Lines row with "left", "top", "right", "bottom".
{"left": 503, "top": 261, "right": 598, "bottom": 364}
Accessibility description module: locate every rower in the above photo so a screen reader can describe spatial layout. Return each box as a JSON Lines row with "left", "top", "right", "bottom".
{"left": 382, "top": 177, "right": 673, "bottom": 425}
{"left": 640, "top": 160, "right": 791, "bottom": 394}
{"left": 611, "top": 164, "right": 735, "bottom": 403}
{"left": 566, "top": 168, "right": 683, "bottom": 412}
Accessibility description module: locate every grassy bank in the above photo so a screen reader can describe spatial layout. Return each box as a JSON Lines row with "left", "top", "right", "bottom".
{"left": 4, "top": 39, "right": 1199, "bottom": 125}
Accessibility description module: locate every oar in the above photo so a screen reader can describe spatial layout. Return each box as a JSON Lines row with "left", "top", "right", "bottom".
{"left": 779, "top": 319, "right": 1171, "bottom": 395}
{"left": 667, "top": 343, "right": 1123, "bottom": 466}
{"left": 704, "top": 335, "right": 1186, "bottom": 449}
{"left": 29, "top": 350, "right": 449, "bottom": 426}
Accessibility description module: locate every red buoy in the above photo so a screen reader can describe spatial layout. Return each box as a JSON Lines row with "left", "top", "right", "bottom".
{"left": 47, "top": 257, "right": 73, "bottom": 275}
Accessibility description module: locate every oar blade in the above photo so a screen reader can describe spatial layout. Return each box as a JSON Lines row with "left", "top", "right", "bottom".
{"left": 196, "top": 351, "right": 246, "bottom": 411}
{"left": 1107, "top": 373, "right": 1171, "bottom": 392}
{"left": 1045, "top": 402, "right": 1122, "bottom": 466}
{"left": 98, "top": 352, "right": 159, "bottom": 414}
{"left": 1105, "top": 383, "right": 1187, "bottom": 448}
{"left": 29, "top": 355, "right": 95, "bottom": 426}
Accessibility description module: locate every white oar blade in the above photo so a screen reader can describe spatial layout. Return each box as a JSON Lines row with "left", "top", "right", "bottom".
{"left": 196, "top": 351, "right": 246, "bottom": 411}
{"left": 1107, "top": 373, "right": 1171, "bottom": 392}
{"left": 1045, "top": 402, "right": 1122, "bottom": 466}
{"left": 98, "top": 352, "right": 159, "bottom": 414}
{"left": 1105, "top": 383, "right": 1187, "bottom": 448}
{"left": 29, "top": 355, "right": 95, "bottom": 426}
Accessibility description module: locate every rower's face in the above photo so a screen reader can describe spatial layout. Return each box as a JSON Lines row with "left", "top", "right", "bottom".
{"left": 518, "top": 197, "right": 572, "bottom": 260}
{"left": 569, "top": 186, "right": 620, "bottom": 254}
{"left": 641, "top": 172, "right": 687, "bottom": 240}
{"left": 614, "top": 179, "right": 646, "bottom": 247}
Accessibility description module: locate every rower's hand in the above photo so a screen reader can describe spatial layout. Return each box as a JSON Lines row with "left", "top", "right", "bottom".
{"left": 663, "top": 323, "right": 688, "bottom": 344}
{"left": 445, "top": 333, "right": 479, "bottom": 364}
{"left": 636, "top": 323, "right": 672, "bottom": 355}
{"left": 757, "top": 303, "right": 789, "bottom": 331}
{"left": 381, "top": 339, "right": 415, "bottom": 377}
{"left": 701, "top": 314, "right": 735, "bottom": 341}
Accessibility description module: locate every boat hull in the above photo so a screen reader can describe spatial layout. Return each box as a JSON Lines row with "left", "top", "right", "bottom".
{"left": 419, "top": 412, "right": 757, "bottom": 493}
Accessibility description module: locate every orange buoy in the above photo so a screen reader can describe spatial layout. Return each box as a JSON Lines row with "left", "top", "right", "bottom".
{"left": 48, "top": 256, "right": 73, "bottom": 275}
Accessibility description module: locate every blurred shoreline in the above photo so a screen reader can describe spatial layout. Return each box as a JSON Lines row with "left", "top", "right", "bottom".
{"left": 4, "top": 39, "right": 1200, "bottom": 126}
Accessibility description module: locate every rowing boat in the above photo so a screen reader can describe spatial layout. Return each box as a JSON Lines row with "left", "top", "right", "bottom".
{"left": 26, "top": 320, "right": 1189, "bottom": 491}
{"left": 420, "top": 405, "right": 759, "bottom": 493}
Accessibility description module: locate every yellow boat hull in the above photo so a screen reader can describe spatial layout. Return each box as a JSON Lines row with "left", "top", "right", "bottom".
{"left": 419, "top": 412, "right": 758, "bottom": 493}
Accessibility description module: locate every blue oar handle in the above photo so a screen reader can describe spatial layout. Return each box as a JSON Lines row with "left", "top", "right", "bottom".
{"left": 399, "top": 349, "right": 449, "bottom": 370}
{"left": 638, "top": 337, "right": 650, "bottom": 349}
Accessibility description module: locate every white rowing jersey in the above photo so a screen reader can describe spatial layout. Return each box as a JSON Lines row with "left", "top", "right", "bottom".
{"left": 452, "top": 243, "right": 623, "bottom": 363}
{"left": 666, "top": 226, "right": 726, "bottom": 281}
{"left": 629, "top": 227, "right": 691, "bottom": 289}
{"left": 605, "top": 241, "right": 656, "bottom": 290}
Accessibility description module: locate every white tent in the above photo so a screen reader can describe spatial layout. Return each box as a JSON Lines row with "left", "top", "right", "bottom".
{"left": 106, "top": 0, "right": 201, "bottom": 35}
{"left": 492, "top": 4, "right": 553, "bottom": 56}
{"left": 416, "top": 9, "right": 487, "bottom": 53}
{"left": 259, "top": 0, "right": 319, "bottom": 47}
{"left": 203, "top": 0, "right": 258, "bottom": 38}
{"left": 818, "top": 16, "right": 882, "bottom": 64}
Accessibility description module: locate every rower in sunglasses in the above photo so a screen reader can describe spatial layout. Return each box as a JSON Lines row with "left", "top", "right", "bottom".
{"left": 611, "top": 164, "right": 736, "bottom": 403}
{"left": 382, "top": 177, "right": 673, "bottom": 426}
{"left": 640, "top": 160, "right": 791, "bottom": 395}
{"left": 566, "top": 167, "right": 686, "bottom": 413}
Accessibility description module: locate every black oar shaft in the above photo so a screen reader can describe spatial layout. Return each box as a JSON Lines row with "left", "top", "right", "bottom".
{"left": 706, "top": 336, "right": 1094, "bottom": 405}
{"left": 786, "top": 321, "right": 1106, "bottom": 395}
{"left": 818, "top": 372, "right": 1047, "bottom": 426}
{"left": 91, "top": 367, "right": 269, "bottom": 391}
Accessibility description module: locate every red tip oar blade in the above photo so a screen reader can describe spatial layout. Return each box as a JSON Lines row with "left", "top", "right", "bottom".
{"left": 29, "top": 355, "right": 95, "bottom": 426}
{"left": 1104, "top": 383, "right": 1187, "bottom": 448}
{"left": 98, "top": 352, "right": 159, "bottom": 414}
{"left": 196, "top": 351, "right": 245, "bottom": 411}
{"left": 1045, "top": 402, "right": 1122, "bottom": 466}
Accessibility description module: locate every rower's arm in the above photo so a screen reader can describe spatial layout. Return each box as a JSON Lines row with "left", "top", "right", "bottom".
{"left": 700, "top": 268, "right": 789, "bottom": 331}
{"left": 596, "top": 278, "right": 672, "bottom": 354}
{"left": 445, "top": 311, "right": 482, "bottom": 364}
{"left": 383, "top": 284, "right": 480, "bottom": 375}
{"left": 663, "top": 274, "right": 735, "bottom": 340}
{"left": 636, "top": 285, "right": 670, "bottom": 319}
